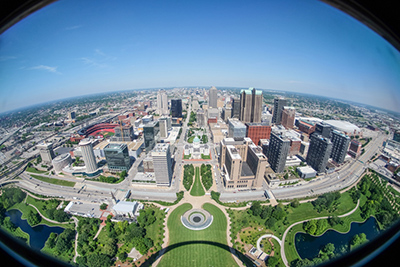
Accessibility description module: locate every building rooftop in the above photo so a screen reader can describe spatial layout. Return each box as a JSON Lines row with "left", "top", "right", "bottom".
{"left": 153, "top": 143, "right": 170, "bottom": 152}
{"left": 113, "top": 201, "right": 138, "bottom": 213}
{"left": 323, "top": 120, "right": 360, "bottom": 133}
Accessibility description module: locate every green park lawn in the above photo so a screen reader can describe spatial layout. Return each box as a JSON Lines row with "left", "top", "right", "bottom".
{"left": 190, "top": 167, "right": 205, "bottom": 196}
{"left": 158, "top": 203, "right": 238, "bottom": 267}
{"left": 26, "top": 167, "right": 47, "bottom": 174}
{"left": 284, "top": 194, "right": 367, "bottom": 264}
{"left": 30, "top": 174, "right": 76, "bottom": 187}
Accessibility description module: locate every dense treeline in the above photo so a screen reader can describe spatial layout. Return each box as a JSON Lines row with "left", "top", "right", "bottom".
{"left": 200, "top": 164, "right": 213, "bottom": 190}
{"left": 358, "top": 174, "right": 398, "bottom": 228}
{"left": 249, "top": 202, "right": 287, "bottom": 229}
{"left": 45, "top": 228, "right": 75, "bottom": 256}
{"left": 183, "top": 164, "right": 194, "bottom": 191}
{"left": 311, "top": 192, "right": 341, "bottom": 213}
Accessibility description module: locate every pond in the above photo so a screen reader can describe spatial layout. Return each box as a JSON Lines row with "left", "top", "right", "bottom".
{"left": 7, "top": 209, "right": 65, "bottom": 250}
{"left": 295, "top": 217, "right": 380, "bottom": 260}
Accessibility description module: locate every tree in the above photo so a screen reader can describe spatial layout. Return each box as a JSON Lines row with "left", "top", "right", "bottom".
{"left": 118, "top": 252, "right": 127, "bottom": 262}
{"left": 267, "top": 256, "right": 279, "bottom": 267}
{"left": 27, "top": 211, "right": 41, "bottom": 226}
{"left": 322, "top": 243, "right": 335, "bottom": 254}
{"left": 100, "top": 203, "right": 108, "bottom": 210}
{"left": 250, "top": 202, "right": 262, "bottom": 217}
{"left": 86, "top": 254, "right": 112, "bottom": 267}
{"left": 265, "top": 217, "right": 277, "bottom": 229}
{"left": 291, "top": 199, "right": 300, "bottom": 208}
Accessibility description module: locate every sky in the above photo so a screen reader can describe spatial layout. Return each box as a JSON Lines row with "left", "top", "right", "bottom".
{"left": 1, "top": 0, "right": 400, "bottom": 113}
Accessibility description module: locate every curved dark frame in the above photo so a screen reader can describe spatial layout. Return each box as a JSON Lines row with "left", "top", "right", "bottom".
{"left": 1, "top": 1, "right": 400, "bottom": 267}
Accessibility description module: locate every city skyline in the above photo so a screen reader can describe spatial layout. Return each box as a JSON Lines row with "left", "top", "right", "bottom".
{"left": 1, "top": 0, "right": 400, "bottom": 113}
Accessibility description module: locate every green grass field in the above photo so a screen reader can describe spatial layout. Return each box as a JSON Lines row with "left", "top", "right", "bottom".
{"left": 190, "top": 167, "right": 205, "bottom": 196}
{"left": 30, "top": 174, "right": 76, "bottom": 187}
{"left": 158, "top": 203, "right": 238, "bottom": 267}
{"left": 26, "top": 167, "right": 47, "bottom": 174}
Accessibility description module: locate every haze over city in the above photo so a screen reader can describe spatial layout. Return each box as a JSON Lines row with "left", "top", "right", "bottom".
{"left": 1, "top": 0, "right": 400, "bottom": 113}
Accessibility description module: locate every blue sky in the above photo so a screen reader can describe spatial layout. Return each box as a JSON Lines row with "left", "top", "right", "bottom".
{"left": 1, "top": 0, "right": 400, "bottom": 113}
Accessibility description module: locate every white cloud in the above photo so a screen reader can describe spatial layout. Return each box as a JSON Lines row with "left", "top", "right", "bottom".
{"left": 29, "top": 65, "right": 61, "bottom": 74}
{"left": 81, "top": 57, "right": 108, "bottom": 68}
{"left": 65, "top": 25, "right": 82, "bottom": 30}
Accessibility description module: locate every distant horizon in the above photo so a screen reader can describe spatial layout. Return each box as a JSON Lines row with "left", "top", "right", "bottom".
{"left": 1, "top": 86, "right": 398, "bottom": 118}
{"left": 1, "top": 0, "right": 399, "bottom": 114}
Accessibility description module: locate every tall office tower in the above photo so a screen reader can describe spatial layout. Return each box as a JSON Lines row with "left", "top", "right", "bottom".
{"left": 152, "top": 143, "right": 173, "bottom": 186}
{"left": 143, "top": 121, "right": 160, "bottom": 151}
{"left": 265, "top": 132, "right": 290, "bottom": 173}
{"left": 348, "top": 139, "right": 362, "bottom": 158}
{"left": 157, "top": 90, "right": 168, "bottom": 115}
{"left": 313, "top": 122, "right": 332, "bottom": 139}
{"left": 228, "top": 118, "right": 247, "bottom": 138}
{"left": 219, "top": 137, "right": 267, "bottom": 190}
{"left": 68, "top": 111, "right": 76, "bottom": 120}
{"left": 196, "top": 109, "right": 205, "bottom": 126}
{"left": 306, "top": 134, "right": 332, "bottom": 173}
{"left": 208, "top": 86, "right": 218, "bottom": 108}
{"left": 231, "top": 97, "right": 240, "bottom": 119}
{"left": 171, "top": 99, "right": 182, "bottom": 118}
{"left": 159, "top": 119, "right": 168, "bottom": 138}
{"left": 104, "top": 143, "right": 131, "bottom": 172}
{"left": 261, "top": 111, "right": 273, "bottom": 125}
{"left": 272, "top": 98, "right": 288, "bottom": 125}
{"left": 330, "top": 130, "right": 350, "bottom": 164}
{"left": 111, "top": 125, "right": 134, "bottom": 142}
{"left": 79, "top": 139, "right": 97, "bottom": 173}
{"left": 247, "top": 144, "right": 268, "bottom": 188}
{"left": 36, "top": 142, "right": 56, "bottom": 163}
{"left": 222, "top": 107, "right": 232, "bottom": 122}
{"left": 239, "top": 88, "right": 262, "bottom": 123}
{"left": 245, "top": 123, "right": 271, "bottom": 146}
{"left": 281, "top": 107, "right": 296, "bottom": 129}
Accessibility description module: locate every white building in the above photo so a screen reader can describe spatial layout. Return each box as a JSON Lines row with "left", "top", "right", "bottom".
{"left": 184, "top": 136, "right": 210, "bottom": 159}
{"left": 112, "top": 201, "right": 143, "bottom": 217}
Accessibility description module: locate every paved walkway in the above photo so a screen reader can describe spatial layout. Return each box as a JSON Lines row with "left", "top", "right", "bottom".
{"left": 72, "top": 217, "right": 79, "bottom": 263}
{"left": 256, "top": 234, "right": 282, "bottom": 253}
{"left": 280, "top": 199, "right": 360, "bottom": 267}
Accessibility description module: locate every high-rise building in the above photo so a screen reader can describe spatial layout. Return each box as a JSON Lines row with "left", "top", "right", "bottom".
{"left": 222, "top": 107, "right": 232, "bottom": 122}
{"left": 196, "top": 109, "right": 205, "bottom": 126}
{"left": 330, "top": 130, "right": 350, "bottom": 164}
{"left": 272, "top": 98, "right": 288, "bottom": 125}
{"left": 152, "top": 143, "right": 173, "bottom": 186}
{"left": 228, "top": 118, "right": 247, "bottom": 138}
{"left": 261, "top": 111, "right": 273, "bottom": 125}
{"left": 306, "top": 134, "right": 332, "bottom": 173}
{"left": 79, "top": 139, "right": 97, "bottom": 173}
{"left": 231, "top": 97, "right": 240, "bottom": 119}
{"left": 209, "top": 86, "right": 218, "bottom": 108}
{"left": 265, "top": 132, "right": 290, "bottom": 173}
{"left": 219, "top": 137, "right": 267, "bottom": 190}
{"left": 297, "top": 119, "right": 316, "bottom": 135}
{"left": 171, "top": 99, "right": 182, "bottom": 118}
{"left": 36, "top": 142, "right": 55, "bottom": 163}
{"left": 313, "top": 122, "right": 332, "bottom": 139}
{"left": 245, "top": 123, "right": 272, "bottom": 146}
{"left": 104, "top": 143, "right": 131, "bottom": 172}
{"left": 68, "top": 111, "right": 76, "bottom": 120}
{"left": 240, "top": 88, "right": 263, "bottom": 123}
{"left": 111, "top": 125, "right": 134, "bottom": 142}
{"left": 52, "top": 153, "right": 72, "bottom": 173}
{"left": 157, "top": 90, "right": 168, "bottom": 115}
{"left": 159, "top": 119, "right": 168, "bottom": 138}
{"left": 281, "top": 107, "right": 296, "bottom": 129}
{"left": 349, "top": 139, "right": 362, "bottom": 158}
{"left": 143, "top": 121, "right": 160, "bottom": 151}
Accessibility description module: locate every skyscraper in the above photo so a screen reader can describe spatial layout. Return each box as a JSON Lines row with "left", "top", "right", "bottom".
{"left": 239, "top": 88, "right": 262, "bottom": 123}
{"left": 171, "top": 99, "right": 182, "bottom": 118}
{"left": 272, "top": 98, "right": 288, "bottom": 125}
{"left": 159, "top": 119, "right": 168, "bottom": 138}
{"left": 152, "top": 143, "right": 173, "bottom": 186}
{"left": 79, "top": 139, "right": 97, "bottom": 173}
{"left": 219, "top": 137, "right": 267, "bottom": 190}
{"left": 111, "top": 125, "right": 134, "bottom": 142}
{"left": 281, "top": 107, "right": 296, "bottom": 129}
{"left": 36, "top": 142, "right": 55, "bottom": 163}
{"left": 265, "top": 132, "right": 290, "bottom": 173}
{"left": 208, "top": 86, "right": 218, "bottom": 108}
{"left": 330, "top": 130, "right": 350, "bottom": 164}
{"left": 231, "top": 97, "right": 240, "bottom": 119}
{"left": 313, "top": 122, "right": 332, "bottom": 139}
{"left": 104, "top": 143, "right": 131, "bottom": 172}
{"left": 157, "top": 90, "right": 168, "bottom": 115}
{"left": 143, "top": 121, "right": 160, "bottom": 151}
{"left": 306, "top": 134, "right": 332, "bottom": 173}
